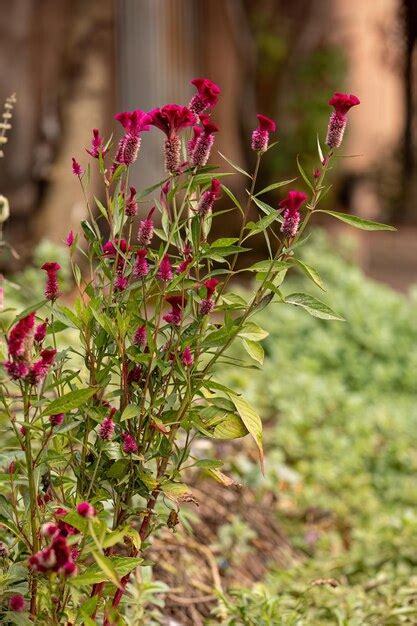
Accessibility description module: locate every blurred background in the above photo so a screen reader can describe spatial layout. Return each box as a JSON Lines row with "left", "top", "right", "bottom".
{"left": 0, "top": 0, "right": 415, "bottom": 289}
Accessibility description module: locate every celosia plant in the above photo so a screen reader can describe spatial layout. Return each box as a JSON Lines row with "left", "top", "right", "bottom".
{"left": 0, "top": 83, "right": 395, "bottom": 624}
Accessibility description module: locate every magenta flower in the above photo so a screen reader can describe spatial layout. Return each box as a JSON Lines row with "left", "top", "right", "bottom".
{"left": 114, "top": 274, "right": 128, "bottom": 291}
{"left": 98, "top": 415, "right": 115, "bottom": 441}
{"left": 204, "top": 278, "right": 219, "bottom": 298}
{"left": 251, "top": 114, "right": 276, "bottom": 153}
{"left": 133, "top": 324, "right": 147, "bottom": 348}
{"left": 65, "top": 230, "right": 75, "bottom": 247}
{"left": 28, "top": 348, "right": 56, "bottom": 384}
{"left": 7, "top": 313, "right": 35, "bottom": 358}
{"left": 114, "top": 109, "right": 151, "bottom": 165}
{"left": 127, "top": 364, "right": 142, "bottom": 384}
{"left": 132, "top": 249, "right": 149, "bottom": 278}
{"left": 34, "top": 321, "right": 47, "bottom": 343}
{"left": 187, "top": 125, "right": 203, "bottom": 157}
{"left": 86, "top": 128, "right": 108, "bottom": 159}
{"left": 41, "top": 522, "right": 59, "bottom": 537}
{"left": 122, "top": 432, "right": 138, "bottom": 454}
{"left": 137, "top": 207, "right": 155, "bottom": 246}
{"left": 49, "top": 413, "right": 64, "bottom": 427}
{"left": 76, "top": 501, "right": 96, "bottom": 518}
{"left": 71, "top": 157, "right": 83, "bottom": 177}
{"left": 189, "top": 78, "right": 221, "bottom": 115}
{"left": 41, "top": 262, "right": 61, "bottom": 301}
{"left": 279, "top": 190, "right": 308, "bottom": 238}
{"left": 4, "top": 361, "right": 29, "bottom": 380}
{"left": 102, "top": 239, "right": 129, "bottom": 257}
{"left": 158, "top": 255, "right": 173, "bottom": 282}
{"left": 199, "top": 278, "right": 219, "bottom": 315}
{"left": 163, "top": 295, "right": 187, "bottom": 326}
{"left": 326, "top": 92, "right": 360, "bottom": 149}
{"left": 29, "top": 534, "right": 74, "bottom": 575}
{"left": 149, "top": 105, "right": 196, "bottom": 173}
{"left": 191, "top": 114, "right": 219, "bottom": 167}
{"left": 125, "top": 186, "right": 138, "bottom": 217}
{"left": 182, "top": 346, "right": 194, "bottom": 367}
{"left": 9, "top": 594, "right": 25, "bottom": 612}
{"left": 197, "top": 178, "right": 222, "bottom": 217}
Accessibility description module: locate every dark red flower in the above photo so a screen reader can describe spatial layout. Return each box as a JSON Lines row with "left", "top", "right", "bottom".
{"left": 9, "top": 594, "right": 25, "bottom": 612}
{"left": 41, "top": 262, "right": 61, "bottom": 301}
{"left": 197, "top": 178, "right": 222, "bottom": 216}
{"left": 158, "top": 255, "right": 173, "bottom": 282}
{"left": 115, "top": 109, "right": 151, "bottom": 134}
{"left": 125, "top": 186, "right": 138, "bottom": 217}
{"left": 189, "top": 78, "right": 221, "bottom": 114}
{"left": 102, "top": 239, "right": 129, "bottom": 257}
{"left": 251, "top": 114, "right": 276, "bottom": 153}
{"left": 49, "top": 413, "right": 64, "bottom": 427}
{"left": 122, "top": 432, "right": 138, "bottom": 454}
{"left": 34, "top": 321, "right": 47, "bottom": 343}
{"left": 328, "top": 93, "right": 360, "bottom": 117}
{"left": 98, "top": 415, "right": 115, "bottom": 441}
{"left": 182, "top": 346, "right": 193, "bottom": 367}
{"left": 149, "top": 104, "right": 196, "bottom": 139}
{"left": 279, "top": 190, "right": 308, "bottom": 238}
{"left": 163, "top": 295, "right": 187, "bottom": 326}
{"left": 326, "top": 93, "right": 360, "bottom": 149}
{"left": 7, "top": 313, "right": 35, "bottom": 358}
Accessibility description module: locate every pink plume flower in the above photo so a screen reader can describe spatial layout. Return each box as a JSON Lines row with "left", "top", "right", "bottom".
{"left": 133, "top": 324, "right": 147, "bottom": 348}
{"left": 189, "top": 78, "right": 221, "bottom": 115}
{"left": 9, "top": 594, "right": 25, "bottom": 612}
{"left": 125, "top": 186, "right": 138, "bottom": 217}
{"left": 34, "top": 321, "right": 47, "bottom": 343}
{"left": 137, "top": 208, "right": 155, "bottom": 246}
{"left": 28, "top": 348, "right": 56, "bottom": 385}
{"left": 326, "top": 93, "right": 360, "bottom": 149}
{"left": 86, "top": 128, "right": 108, "bottom": 159}
{"left": 41, "top": 262, "right": 61, "bottom": 301}
{"left": 158, "top": 255, "right": 173, "bottom": 282}
{"left": 197, "top": 178, "right": 222, "bottom": 217}
{"left": 279, "top": 190, "right": 308, "bottom": 238}
{"left": 7, "top": 313, "right": 36, "bottom": 358}
{"left": 163, "top": 295, "right": 187, "bottom": 326}
{"left": 102, "top": 238, "right": 128, "bottom": 257}
{"left": 251, "top": 114, "right": 276, "bottom": 153}
{"left": 149, "top": 105, "right": 196, "bottom": 173}
{"left": 29, "top": 534, "right": 74, "bottom": 575}
{"left": 4, "top": 361, "right": 29, "bottom": 380}
{"left": 127, "top": 364, "right": 142, "bottom": 385}
{"left": 122, "top": 432, "right": 138, "bottom": 454}
{"left": 71, "top": 157, "right": 83, "bottom": 177}
{"left": 191, "top": 115, "right": 219, "bottom": 167}
{"left": 98, "top": 415, "right": 115, "bottom": 441}
{"left": 49, "top": 413, "right": 64, "bottom": 427}
{"left": 132, "top": 249, "right": 149, "bottom": 278}
{"left": 188, "top": 125, "right": 203, "bottom": 157}
{"left": 76, "top": 501, "right": 96, "bottom": 518}
{"left": 204, "top": 278, "right": 219, "bottom": 298}
{"left": 114, "top": 274, "right": 128, "bottom": 291}
{"left": 114, "top": 109, "right": 150, "bottom": 165}
{"left": 182, "top": 346, "right": 194, "bottom": 367}
{"left": 65, "top": 230, "right": 75, "bottom": 247}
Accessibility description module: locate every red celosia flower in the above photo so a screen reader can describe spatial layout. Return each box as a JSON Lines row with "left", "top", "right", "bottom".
{"left": 114, "top": 274, "right": 128, "bottom": 291}
{"left": 34, "top": 321, "right": 47, "bottom": 343}
{"left": 29, "top": 534, "right": 74, "bottom": 575}
{"left": 149, "top": 104, "right": 196, "bottom": 139}
{"left": 71, "top": 157, "right": 83, "bottom": 177}
{"left": 41, "top": 262, "right": 61, "bottom": 301}
{"left": 326, "top": 92, "right": 360, "bottom": 149}
{"left": 63, "top": 561, "right": 77, "bottom": 576}
{"left": 86, "top": 128, "right": 108, "bottom": 158}
{"left": 77, "top": 501, "right": 96, "bottom": 518}
{"left": 9, "top": 594, "right": 25, "bottom": 612}
{"left": 197, "top": 178, "right": 222, "bottom": 217}
{"left": 137, "top": 208, "right": 155, "bottom": 246}
{"left": 158, "top": 255, "right": 173, "bottom": 282}
{"left": 41, "top": 522, "right": 59, "bottom": 537}
{"left": 125, "top": 186, "right": 138, "bottom": 217}
{"left": 65, "top": 230, "right": 75, "bottom": 247}
{"left": 251, "top": 114, "right": 276, "bottom": 153}
{"left": 187, "top": 125, "right": 203, "bottom": 157}
{"left": 127, "top": 364, "right": 142, "bottom": 384}
{"left": 182, "top": 346, "right": 193, "bottom": 367}
{"left": 102, "top": 239, "right": 128, "bottom": 257}
{"left": 54, "top": 507, "right": 78, "bottom": 537}
{"left": 98, "top": 415, "right": 115, "bottom": 440}
{"left": 49, "top": 413, "right": 64, "bottom": 427}
{"left": 7, "top": 313, "right": 35, "bottom": 358}
{"left": 191, "top": 115, "right": 219, "bottom": 167}
{"left": 279, "top": 190, "right": 308, "bottom": 238}
{"left": 114, "top": 109, "right": 151, "bottom": 165}
{"left": 189, "top": 78, "right": 221, "bottom": 114}
{"left": 163, "top": 295, "right": 187, "bottom": 326}
{"left": 122, "top": 432, "right": 138, "bottom": 454}
{"left": 133, "top": 324, "right": 147, "bottom": 348}
{"left": 132, "top": 249, "right": 149, "bottom": 278}
{"left": 28, "top": 348, "right": 56, "bottom": 385}
{"left": 4, "top": 361, "right": 29, "bottom": 380}
{"left": 204, "top": 278, "right": 219, "bottom": 298}
{"left": 176, "top": 255, "right": 193, "bottom": 274}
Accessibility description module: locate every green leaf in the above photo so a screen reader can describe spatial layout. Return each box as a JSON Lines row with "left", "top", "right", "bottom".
{"left": 212, "top": 413, "right": 249, "bottom": 439}
{"left": 252, "top": 197, "right": 277, "bottom": 217}
{"left": 241, "top": 338, "right": 264, "bottom": 364}
{"left": 238, "top": 322, "right": 269, "bottom": 341}
{"left": 254, "top": 178, "right": 297, "bottom": 197}
{"left": 211, "top": 237, "right": 239, "bottom": 247}
{"left": 160, "top": 481, "right": 196, "bottom": 503}
{"left": 94, "top": 196, "right": 108, "bottom": 219}
{"left": 248, "top": 260, "right": 289, "bottom": 273}
{"left": 41, "top": 387, "right": 97, "bottom": 417}
{"left": 245, "top": 213, "right": 278, "bottom": 235}
{"left": 297, "top": 155, "right": 314, "bottom": 191}
{"left": 285, "top": 292, "right": 345, "bottom": 321}
{"left": 218, "top": 151, "right": 251, "bottom": 178}
{"left": 11, "top": 301, "right": 47, "bottom": 326}
{"left": 92, "top": 551, "right": 121, "bottom": 587}
{"left": 107, "top": 459, "right": 129, "bottom": 479}
{"left": 70, "top": 556, "right": 142, "bottom": 587}
{"left": 120, "top": 404, "right": 139, "bottom": 422}
{"left": 317, "top": 210, "right": 396, "bottom": 231}
{"left": 290, "top": 259, "right": 326, "bottom": 291}
{"left": 227, "top": 393, "right": 264, "bottom": 469}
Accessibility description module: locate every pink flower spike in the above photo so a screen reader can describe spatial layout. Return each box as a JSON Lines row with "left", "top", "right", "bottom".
{"left": 49, "top": 413, "right": 64, "bottom": 427}
{"left": 76, "top": 502, "right": 96, "bottom": 518}
{"left": 86, "top": 128, "right": 108, "bottom": 158}
{"left": 122, "top": 432, "right": 138, "bottom": 454}
{"left": 65, "top": 230, "right": 75, "bottom": 247}
{"left": 326, "top": 92, "right": 360, "bottom": 148}
{"left": 163, "top": 295, "right": 187, "bottom": 326}
{"left": 71, "top": 157, "right": 83, "bottom": 177}
{"left": 158, "top": 255, "right": 173, "bottom": 282}
{"left": 9, "top": 594, "right": 25, "bottom": 612}
{"left": 98, "top": 415, "right": 115, "bottom": 441}
{"left": 251, "top": 114, "right": 276, "bottom": 153}
{"left": 204, "top": 278, "right": 219, "bottom": 298}
{"left": 191, "top": 115, "right": 219, "bottom": 167}
{"left": 137, "top": 208, "right": 155, "bottom": 246}
{"left": 182, "top": 346, "right": 194, "bottom": 367}
{"left": 279, "top": 190, "right": 308, "bottom": 238}
{"left": 34, "top": 321, "right": 47, "bottom": 343}
{"left": 7, "top": 312, "right": 36, "bottom": 358}
{"left": 197, "top": 178, "right": 222, "bottom": 217}
{"left": 125, "top": 186, "right": 138, "bottom": 217}
{"left": 41, "top": 262, "right": 61, "bottom": 301}
{"left": 189, "top": 78, "right": 221, "bottom": 114}
{"left": 132, "top": 248, "right": 149, "bottom": 278}
{"left": 133, "top": 324, "right": 147, "bottom": 348}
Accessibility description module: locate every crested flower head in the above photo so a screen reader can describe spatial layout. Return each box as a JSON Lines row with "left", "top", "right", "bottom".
{"left": 279, "top": 190, "right": 308, "bottom": 213}
{"left": 115, "top": 109, "right": 151, "bottom": 134}
{"left": 326, "top": 92, "right": 360, "bottom": 149}
{"left": 41, "top": 262, "right": 61, "bottom": 301}
{"left": 189, "top": 78, "right": 221, "bottom": 114}
{"left": 98, "top": 414, "right": 115, "bottom": 440}
{"left": 102, "top": 239, "right": 128, "bottom": 257}
{"left": 279, "top": 190, "right": 307, "bottom": 238}
{"left": 182, "top": 346, "right": 194, "bottom": 367}
{"left": 86, "top": 128, "right": 108, "bottom": 158}
{"left": 149, "top": 104, "right": 196, "bottom": 139}
{"left": 204, "top": 278, "right": 219, "bottom": 298}
{"left": 251, "top": 114, "right": 276, "bottom": 153}
{"left": 163, "top": 294, "right": 187, "bottom": 326}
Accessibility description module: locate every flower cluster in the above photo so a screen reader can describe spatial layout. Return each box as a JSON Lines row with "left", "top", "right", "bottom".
{"left": 4, "top": 313, "right": 56, "bottom": 382}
